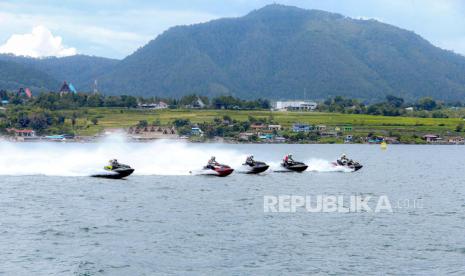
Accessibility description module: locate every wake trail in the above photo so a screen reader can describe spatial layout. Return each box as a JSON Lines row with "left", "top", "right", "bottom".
{"left": 0, "top": 136, "right": 244, "bottom": 176}
{"left": 0, "top": 136, "right": 353, "bottom": 176}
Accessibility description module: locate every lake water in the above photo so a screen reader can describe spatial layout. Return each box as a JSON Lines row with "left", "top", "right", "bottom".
{"left": 1, "top": 141, "right": 465, "bottom": 275}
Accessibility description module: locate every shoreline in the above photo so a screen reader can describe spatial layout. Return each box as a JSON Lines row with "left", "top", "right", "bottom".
{"left": 1, "top": 136, "right": 463, "bottom": 145}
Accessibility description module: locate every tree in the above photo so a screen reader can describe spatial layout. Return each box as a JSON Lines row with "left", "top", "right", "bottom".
{"left": 432, "top": 111, "right": 448, "bottom": 118}
{"left": 30, "top": 112, "right": 52, "bottom": 133}
{"left": 456, "top": 123, "right": 464, "bottom": 132}
{"left": 0, "top": 90, "right": 8, "bottom": 100}
{"left": 87, "top": 94, "right": 103, "bottom": 107}
{"left": 17, "top": 112, "right": 30, "bottom": 128}
{"left": 152, "top": 119, "right": 161, "bottom": 126}
{"left": 138, "top": 120, "right": 148, "bottom": 128}
{"left": 71, "top": 112, "right": 78, "bottom": 129}
{"left": 417, "top": 97, "right": 437, "bottom": 111}
{"left": 222, "top": 115, "right": 232, "bottom": 123}
{"left": 120, "top": 95, "right": 138, "bottom": 108}
{"left": 386, "top": 95, "right": 404, "bottom": 108}
{"left": 173, "top": 118, "right": 190, "bottom": 128}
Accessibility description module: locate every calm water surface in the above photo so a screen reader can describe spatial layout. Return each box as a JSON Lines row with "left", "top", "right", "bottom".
{"left": 1, "top": 144, "right": 465, "bottom": 275}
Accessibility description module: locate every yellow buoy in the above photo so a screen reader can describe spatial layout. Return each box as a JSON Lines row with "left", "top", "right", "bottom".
{"left": 380, "top": 141, "right": 387, "bottom": 150}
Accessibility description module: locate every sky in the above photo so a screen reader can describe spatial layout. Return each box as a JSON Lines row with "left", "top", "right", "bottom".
{"left": 0, "top": 0, "right": 464, "bottom": 59}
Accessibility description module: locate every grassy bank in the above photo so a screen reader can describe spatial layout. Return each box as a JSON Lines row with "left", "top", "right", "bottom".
{"left": 74, "top": 108, "right": 464, "bottom": 138}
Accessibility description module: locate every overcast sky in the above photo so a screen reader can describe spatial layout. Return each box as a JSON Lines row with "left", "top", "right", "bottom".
{"left": 0, "top": 0, "right": 464, "bottom": 59}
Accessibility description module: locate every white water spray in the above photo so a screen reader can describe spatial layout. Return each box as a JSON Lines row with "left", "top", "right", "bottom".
{"left": 0, "top": 136, "right": 353, "bottom": 176}
{"left": 305, "top": 158, "right": 353, "bottom": 173}
{"left": 0, "top": 136, "right": 245, "bottom": 176}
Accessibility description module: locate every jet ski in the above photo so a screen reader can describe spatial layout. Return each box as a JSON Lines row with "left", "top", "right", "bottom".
{"left": 241, "top": 161, "right": 269, "bottom": 174}
{"left": 280, "top": 161, "right": 308, "bottom": 172}
{"left": 194, "top": 164, "right": 234, "bottom": 177}
{"left": 91, "top": 163, "right": 135, "bottom": 179}
{"left": 332, "top": 159, "right": 363, "bottom": 172}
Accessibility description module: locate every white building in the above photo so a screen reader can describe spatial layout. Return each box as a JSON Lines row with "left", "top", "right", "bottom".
{"left": 138, "top": 101, "right": 169, "bottom": 109}
{"left": 275, "top": 101, "right": 318, "bottom": 111}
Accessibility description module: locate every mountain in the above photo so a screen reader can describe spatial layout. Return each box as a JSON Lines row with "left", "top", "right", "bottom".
{"left": 0, "top": 54, "right": 118, "bottom": 92}
{"left": 0, "top": 59, "right": 59, "bottom": 92}
{"left": 1, "top": 4, "right": 465, "bottom": 101}
{"left": 98, "top": 4, "right": 465, "bottom": 101}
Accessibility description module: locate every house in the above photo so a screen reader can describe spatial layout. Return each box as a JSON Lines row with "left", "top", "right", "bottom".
{"left": 268, "top": 124, "right": 282, "bottom": 131}
{"left": 17, "top": 87, "right": 33, "bottom": 98}
{"left": 250, "top": 123, "right": 266, "bottom": 132}
{"left": 292, "top": 123, "right": 312, "bottom": 132}
{"left": 157, "top": 101, "right": 169, "bottom": 109}
{"left": 368, "top": 136, "right": 384, "bottom": 144}
{"left": 45, "top": 135, "right": 67, "bottom": 141}
{"left": 138, "top": 101, "right": 168, "bottom": 109}
{"left": 342, "top": 126, "right": 353, "bottom": 132}
{"left": 259, "top": 134, "right": 274, "bottom": 140}
{"left": 275, "top": 101, "right": 318, "bottom": 111}
{"left": 315, "top": 125, "right": 327, "bottom": 131}
{"left": 448, "top": 136, "right": 464, "bottom": 144}
{"left": 59, "top": 81, "right": 77, "bottom": 95}
{"left": 6, "top": 128, "right": 36, "bottom": 137}
{"left": 193, "top": 98, "right": 206, "bottom": 108}
{"left": 423, "top": 134, "right": 441, "bottom": 143}
{"left": 405, "top": 107, "right": 414, "bottom": 112}
{"left": 384, "top": 137, "right": 400, "bottom": 144}
{"left": 186, "top": 97, "right": 206, "bottom": 109}
{"left": 138, "top": 103, "right": 157, "bottom": 109}
{"left": 1, "top": 100, "right": 8, "bottom": 106}
{"left": 191, "top": 127, "right": 203, "bottom": 136}
{"left": 238, "top": 132, "right": 254, "bottom": 141}
{"left": 320, "top": 131, "right": 338, "bottom": 137}
{"left": 128, "top": 125, "right": 178, "bottom": 140}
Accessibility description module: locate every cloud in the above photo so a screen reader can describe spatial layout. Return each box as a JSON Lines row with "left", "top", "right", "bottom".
{"left": 1, "top": 1, "right": 465, "bottom": 58}
{"left": 0, "top": 25, "right": 77, "bottom": 57}
{"left": 0, "top": 5, "right": 218, "bottom": 59}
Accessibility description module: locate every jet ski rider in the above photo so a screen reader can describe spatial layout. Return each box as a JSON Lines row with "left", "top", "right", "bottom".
{"left": 106, "top": 159, "right": 121, "bottom": 171}
{"left": 245, "top": 155, "right": 255, "bottom": 166}
{"left": 339, "top": 154, "right": 350, "bottom": 165}
{"left": 283, "top": 154, "right": 294, "bottom": 165}
{"left": 207, "top": 156, "right": 220, "bottom": 167}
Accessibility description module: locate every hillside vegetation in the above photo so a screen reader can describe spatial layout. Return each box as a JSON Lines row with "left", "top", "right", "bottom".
{"left": 99, "top": 4, "right": 465, "bottom": 101}
{"left": 2, "top": 4, "right": 465, "bottom": 101}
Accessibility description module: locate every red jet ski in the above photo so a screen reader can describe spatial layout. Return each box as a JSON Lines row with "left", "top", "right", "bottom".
{"left": 202, "top": 164, "right": 234, "bottom": 177}
{"left": 193, "top": 157, "right": 234, "bottom": 177}
{"left": 212, "top": 164, "right": 234, "bottom": 177}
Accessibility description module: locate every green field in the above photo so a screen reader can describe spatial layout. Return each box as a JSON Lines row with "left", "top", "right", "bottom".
{"left": 74, "top": 108, "right": 465, "bottom": 137}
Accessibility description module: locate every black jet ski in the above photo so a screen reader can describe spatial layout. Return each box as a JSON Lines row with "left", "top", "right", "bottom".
{"left": 241, "top": 161, "right": 269, "bottom": 174}
{"left": 91, "top": 164, "right": 135, "bottom": 179}
{"left": 333, "top": 160, "right": 363, "bottom": 172}
{"left": 280, "top": 161, "right": 308, "bottom": 172}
